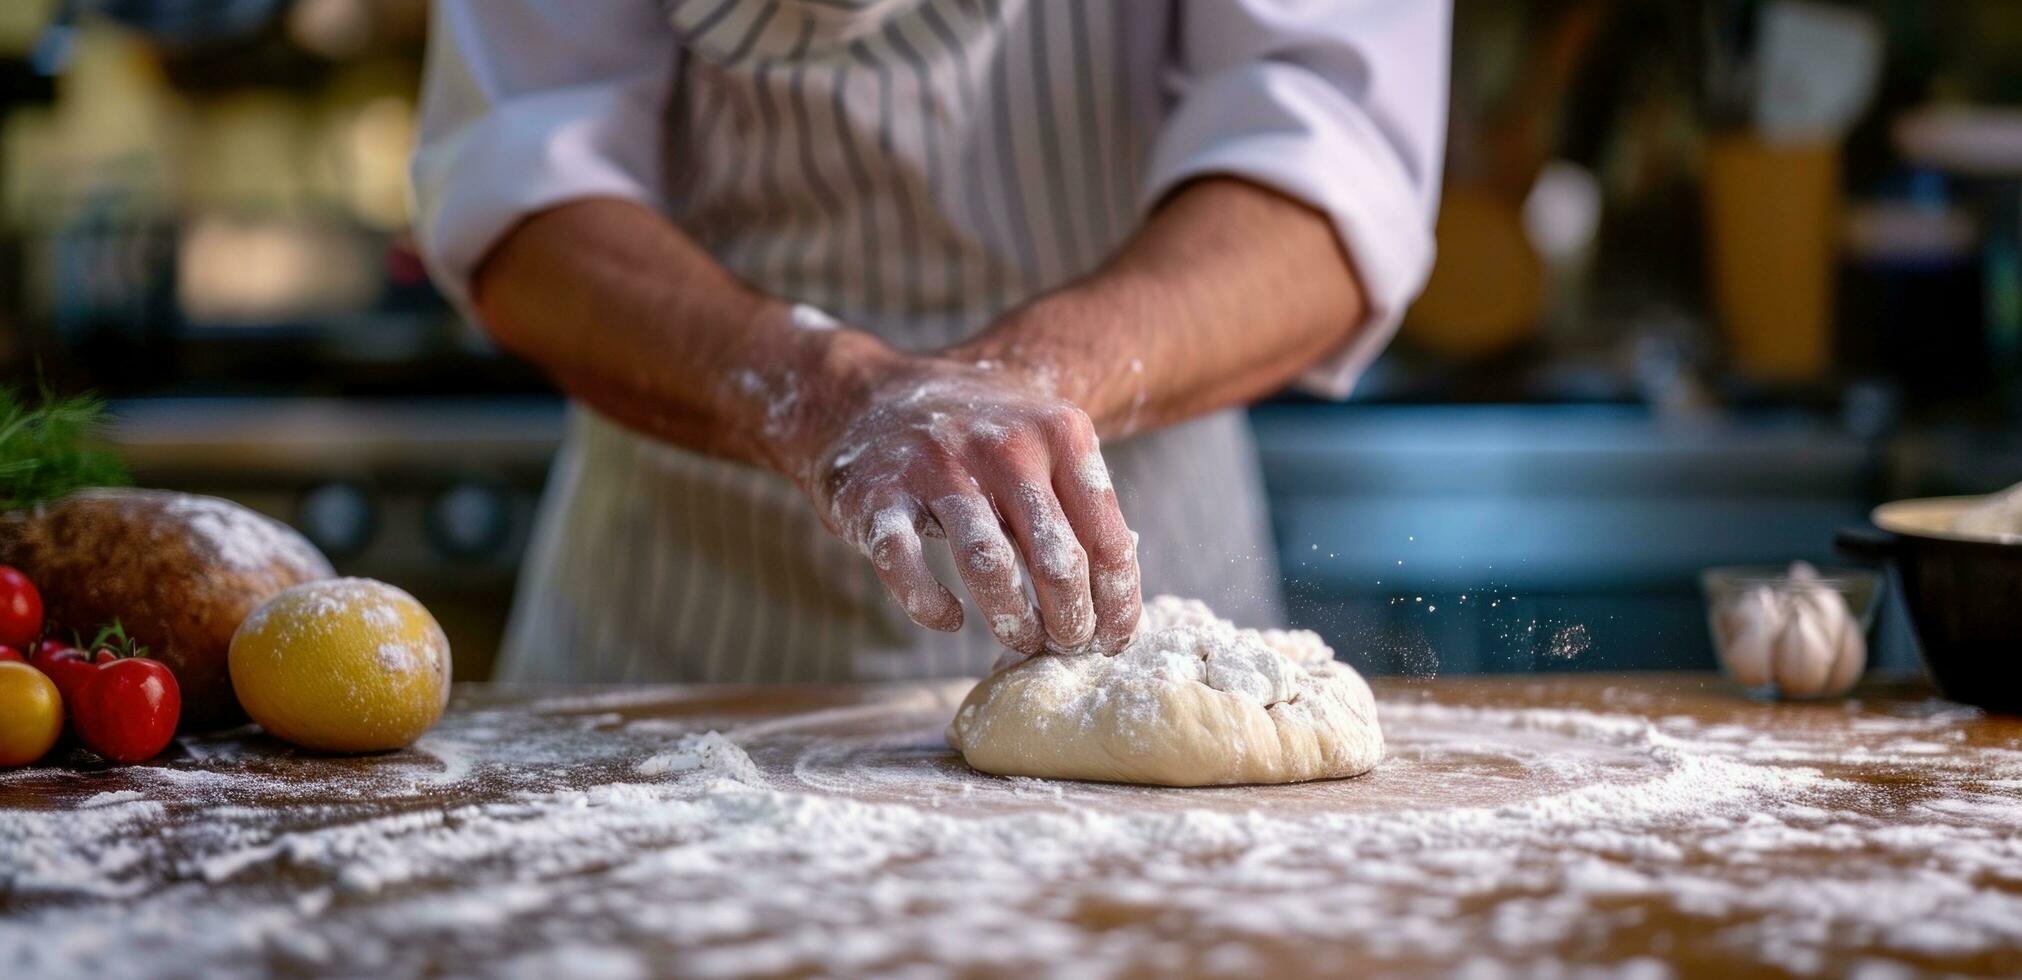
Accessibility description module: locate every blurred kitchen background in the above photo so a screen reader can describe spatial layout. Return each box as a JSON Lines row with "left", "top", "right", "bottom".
{"left": 0, "top": 0, "right": 2017, "bottom": 681}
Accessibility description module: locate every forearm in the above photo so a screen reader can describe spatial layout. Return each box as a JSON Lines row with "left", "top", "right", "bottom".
{"left": 950, "top": 177, "right": 1367, "bottom": 437}
{"left": 471, "top": 197, "right": 889, "bottom": 477}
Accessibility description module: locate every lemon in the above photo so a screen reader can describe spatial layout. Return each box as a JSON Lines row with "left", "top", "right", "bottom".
{"left": 229, "top": 578, "right": 451, "bottom": 753}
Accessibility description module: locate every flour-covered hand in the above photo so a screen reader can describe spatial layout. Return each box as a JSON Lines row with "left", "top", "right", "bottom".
{"left": 780, "top": 348, "right": 1140, "bottom": 656}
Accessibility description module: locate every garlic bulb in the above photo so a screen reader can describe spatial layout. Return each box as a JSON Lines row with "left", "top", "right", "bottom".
{"left": 1712, "top": 562, "right": 1866, "bottom": 698}
{"left": 1716, "top": 585, "right": 1781, "bottom": 688}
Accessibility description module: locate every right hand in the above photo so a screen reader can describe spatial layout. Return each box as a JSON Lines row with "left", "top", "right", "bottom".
{"left": 769, "top": 332, "right": 1142, "bottom": 657}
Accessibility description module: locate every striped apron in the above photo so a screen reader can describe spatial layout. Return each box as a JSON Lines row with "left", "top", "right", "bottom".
{"left": 496, "top": 0, "right": 1285, "bottom": 683}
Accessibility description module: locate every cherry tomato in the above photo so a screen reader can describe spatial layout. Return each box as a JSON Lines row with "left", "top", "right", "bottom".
{"left": 0, "top": 661, "right": 62, "bottom": 766}
{"left": 73, "top": 658, "right": 180, "bottom": 763}
{"left": 29, "top": 643, "right": 96, "bottom": 709}
{"left": 0, "top": 566, "right": 42, "bottom": 649}
{"left": 0, "top": 644, "right": 22, "bottom": 663}
{"left": 91, "top": 649, "right": 117, "bottom": 665}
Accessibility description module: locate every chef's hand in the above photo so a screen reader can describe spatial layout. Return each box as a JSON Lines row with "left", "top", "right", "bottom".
{"left": 776, "top": 336, "right": 1141, "bottom": 656}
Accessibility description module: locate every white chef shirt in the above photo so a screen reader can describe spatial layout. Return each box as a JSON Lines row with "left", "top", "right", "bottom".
{"left": 412, "top": 0, "right": 1448, "bottom": 683}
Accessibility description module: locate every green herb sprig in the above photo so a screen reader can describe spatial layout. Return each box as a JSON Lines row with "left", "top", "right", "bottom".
{"left": 0, "top": 384, "right": 130, "bottom": 510}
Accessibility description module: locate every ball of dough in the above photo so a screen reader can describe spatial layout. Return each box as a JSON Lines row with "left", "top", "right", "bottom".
{"left": 947, "top": 597, "right": 1383, "bottom": 786}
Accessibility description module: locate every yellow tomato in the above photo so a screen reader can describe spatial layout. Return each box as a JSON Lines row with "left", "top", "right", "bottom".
{"left": 0, "top": 661, "right": 62, "bottom": 766}
{"left": 229, "top": 578, "right": 451, "bottom": 753}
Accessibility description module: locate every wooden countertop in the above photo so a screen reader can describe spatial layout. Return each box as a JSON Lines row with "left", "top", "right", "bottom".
{"left": 4, "top": 673, "right": 2020, "bottom": 977}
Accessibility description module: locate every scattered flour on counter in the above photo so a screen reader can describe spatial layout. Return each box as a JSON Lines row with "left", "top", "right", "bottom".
{"left": 2, "top": 689, "right": 2020, "bottom": 978}
{"left": 0, "top": 798, "right": 169, "bottom": 898}
{"left": 498, "top": 944, "right": 649, "bottom": 980}
{"left": 636, "top": 732, "right": 766, "bottom": 786}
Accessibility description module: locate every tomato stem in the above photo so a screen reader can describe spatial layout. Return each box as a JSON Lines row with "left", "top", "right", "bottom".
{"left": 86, "top": 619, "right": 148, "bottom": 660}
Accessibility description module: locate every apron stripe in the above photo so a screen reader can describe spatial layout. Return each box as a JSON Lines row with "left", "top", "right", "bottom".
{"left": 768, "top": 18, "right": 819, "bottom": 300}
{"left": 748, "top": 60, "right": 786, "bottom": 289}
{"left": 666, "top": 454, "right": 710, "bottom": 680}
{"left": 739, "top": 467, "right": 773, "bottom": 682}
{"left": 1067, "top": 1, "right": 1119, "bottom": 248}
{"left": 1106, "top": 4, "right": 1139, "bottom": 237}
{"left": 984, "top": 4, "right": 1041, "bottom": 291}
{"left": 697, "top": 458, "right": 737, "bottom": 681}
{"left": 830, "top": 58, "right": 883, "bottom": 315}
{"left": 722, "top": 1, "right": 777, "bottom": 63}
{"left": 713, "top": 75, "right": 759, "bottom": 264}
{"left": 851, "top": 38, "right": 926, "bottom": 332}
{"left": 882, "top": 19, "right": 947, "bottom": 332}
{"left": 1024, "top": 0, "right": 1086, "bottom": 277}
{"left": 917, "top": 1, "right": 1005, "bottom": 318}
{"left": 588, "top": 424, "right": 630, "bottom": 678}
{"left": 791, "top": 55, "right": 848, "bottom": 312}
{"left": 633, "top": 440, "right": 675, "bottom": 680}
{"left": 682, "top": 0, "right": 739, "bottom": 43}
{"left": 681, "top": 65, "right": 733, "bottom": 218}
{"left": 777, "top": 487, "right": 813, "bottom": 683}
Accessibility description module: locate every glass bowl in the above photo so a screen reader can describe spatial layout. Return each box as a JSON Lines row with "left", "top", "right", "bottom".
{"left": 1700, "top": 564, "right": 1882, "bottom": 700}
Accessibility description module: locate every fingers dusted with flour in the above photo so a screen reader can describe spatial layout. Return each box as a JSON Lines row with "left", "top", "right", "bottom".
{"left": 858, "top": 496, "right": 962, "bottom": 633}
{"left": 784, "top": 346, "right": 1141, "bottom": 656}
{"left": 929, "top": 492, "right": 1043, "bottom": 654}
{"left": 1055, "top": 443, "right": 1141, "bottom": 653}
{"left": 991, "top": 475, "right": 1095, "bottom": 653}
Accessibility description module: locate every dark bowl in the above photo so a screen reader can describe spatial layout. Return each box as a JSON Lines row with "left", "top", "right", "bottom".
{"left": 1837, "top": 496, "right": 2022, "bottom": 714}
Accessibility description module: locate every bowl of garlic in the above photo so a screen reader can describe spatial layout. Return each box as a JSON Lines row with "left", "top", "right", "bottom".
{"left": 1702, "top": 562, "right": 1882, "bottom": 699}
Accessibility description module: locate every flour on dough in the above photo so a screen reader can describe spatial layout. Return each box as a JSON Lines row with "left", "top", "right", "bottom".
{"left": 946, "top": 596, "right": 1383, "bottom": 786}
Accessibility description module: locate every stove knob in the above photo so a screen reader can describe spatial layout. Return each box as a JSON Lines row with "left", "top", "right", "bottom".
{"left": 297, "top": 482, "right": 376, "bottom": 559}
{"left": 427, "top": 481, "right": 510, "bottom": 560}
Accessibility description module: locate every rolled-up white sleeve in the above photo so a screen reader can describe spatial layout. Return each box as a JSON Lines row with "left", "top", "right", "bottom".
{"left": 1141, "top": 0, "right": 1450, "bottom": 398}
{"left": 411, "top": 0, "right": 678, "bottom": 317}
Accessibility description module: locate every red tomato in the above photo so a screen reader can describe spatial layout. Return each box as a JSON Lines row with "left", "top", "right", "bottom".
{"left": 0, "top": 566, "right": 42, "bottom": 649}
{"left": 73, "top": 658, "right": 180, "bottom": 764}
{"left": 0, "top": 644, "right": 22, "bottom": 663}
{"left": 90, "top": 649, "right": 117, "bottom": 665}
{"left": 29, "top": 643, "right": 96, "bottom": 708}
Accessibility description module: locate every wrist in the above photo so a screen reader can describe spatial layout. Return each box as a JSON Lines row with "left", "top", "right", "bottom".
{"left": 750, "top": 308, "right": 905, "bottom": 483}
{"left": 949, "top": 296, "right": 1076, "bottom": 398}
{"left": 950, "top": 285, "right": 1147, "bottom": 427}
